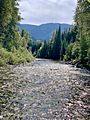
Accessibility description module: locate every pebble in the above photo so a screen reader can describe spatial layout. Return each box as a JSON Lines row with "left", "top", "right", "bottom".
{"left": 0, "top": 59, "right": 90, "bottom": 120}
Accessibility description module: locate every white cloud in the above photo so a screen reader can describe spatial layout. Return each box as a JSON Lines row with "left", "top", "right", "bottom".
{"left": 19, "top": 0, "right": 77, "bottom": 25}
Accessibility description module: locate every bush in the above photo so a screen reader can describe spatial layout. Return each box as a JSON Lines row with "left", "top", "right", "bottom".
{"left": 0, "top": 47, "right": 34, "bottom": 66}
{"left": 0, "top": 59, "right": 5, "bottom": 66}
{"left": 65, "top": 43, "right": 74, "bottom": 61}
{"left": 72, "top": 42, "right": 80, "bottom": 59}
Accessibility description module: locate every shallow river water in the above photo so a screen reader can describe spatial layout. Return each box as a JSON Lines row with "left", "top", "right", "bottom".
{"left": 0, "top": 59, "right": 90, "bottom": 120}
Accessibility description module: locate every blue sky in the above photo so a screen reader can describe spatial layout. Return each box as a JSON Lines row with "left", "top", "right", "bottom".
{"left": 19, "top": 0, "right": 77, "bottom": 25}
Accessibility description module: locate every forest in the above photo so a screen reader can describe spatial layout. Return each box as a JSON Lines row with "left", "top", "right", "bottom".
{"left": 31, "top": 0, "right": 90, "bottom": 70}
{"left": 0, "top": 0, "right": 34, "bottom": 66}
{"left": 0, "top": 0, "right": 90, "bottom": 70}
{"left": 0, "top": 1, "right": 90, "bottom": 119}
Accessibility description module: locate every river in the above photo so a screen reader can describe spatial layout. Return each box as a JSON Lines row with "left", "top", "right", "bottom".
{"left": 0, "top": 59, "right": 90, "bottom": 120}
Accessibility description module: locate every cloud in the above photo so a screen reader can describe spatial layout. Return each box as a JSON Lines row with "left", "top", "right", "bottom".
{"left": 19, "top": 0, "right": 77, "bottom": 25}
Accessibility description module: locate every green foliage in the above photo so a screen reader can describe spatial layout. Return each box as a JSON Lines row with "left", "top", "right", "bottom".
{"left": 50, "top": 27, "right": 61, "bottom": 60}
{"left": 0, "top": 0, "right": 34, "bottom": 66}
{"left": 34, "top": 25, "right": 78, "bottom": 61}
{"left": 87, "top": 48, "right": 90, "bottom": 60}
{"left": 74, "top": 0, "right": 90, "bottom": 67}
{"left": 65, "top": 42, "right": 80, "bottom": 61}
{"left": 0, "top": 47, "right": 34, "bottom": 66}
{"left": 72, "top": 42, "right": 80, "bottom": 59}
{"left": 0, "top": 47, "right": 13, "bottom": 66}
{"left": 80, "top": 36, "right": 88, "bottom": 62}
{"left": 61, "top": 0, "right": 90, "bottom": 69}
{"left": 65, "top": 43, "right": 74, "bottom": 61}
{"left": 21, "top": 30, "right": 30, "bottom": 48}
{"left": 75, "top": 0, "right": 90, "bottom": 39}
{"left": 37, "top": 41, "right": 48, "bottom": 58}
{"left": 0, "top": 0, "right": 21, "bottom": 49}
{"left": 35, "top": 26, "right": 62, "bottom": 60}
{"left": 12, "top": 48, "right": 34, "bottom": 64}
{"left": 31, "top": 40, "right": 42, "bottom": 56}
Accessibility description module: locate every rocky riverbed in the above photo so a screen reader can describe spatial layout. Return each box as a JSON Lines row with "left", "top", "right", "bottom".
{"left": 0, "top": 59, "right": 90, "bottom": 120}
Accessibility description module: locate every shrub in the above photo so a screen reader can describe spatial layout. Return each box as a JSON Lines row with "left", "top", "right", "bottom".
{"left": 0, "top": 47, "right": 34, "bottom": 66}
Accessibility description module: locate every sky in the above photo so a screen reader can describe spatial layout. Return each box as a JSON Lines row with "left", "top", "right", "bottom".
{"left": 19, "top": 0, "right": 77, "bottom": 25}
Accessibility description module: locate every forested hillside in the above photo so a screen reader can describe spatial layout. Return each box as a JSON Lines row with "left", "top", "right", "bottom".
{"left": 32, "top": 25, "right": 77, "bottom": 59}
{"left": 0, "top": 0, "right": 90, "bottom": 69}
{"left": 18, "top": 23, "right": 70, "bottom": 40}
{"left": 65, "top": 0, "right": 90, "bottom": 69}
{"left": 32, "top": 0, "right": 90, "bottom": 70}
{"left": 0, "top": 0, "right": 34, "bottom": 66}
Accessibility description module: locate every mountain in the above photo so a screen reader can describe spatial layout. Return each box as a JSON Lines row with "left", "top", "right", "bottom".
{"left": 18, "top": 23, "right": 71, "bottom": 40}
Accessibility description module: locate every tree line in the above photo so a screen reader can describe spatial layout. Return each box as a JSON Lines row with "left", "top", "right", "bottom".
{"left": 0, "top": 0, "right": 90, "bottom": 69}
{"left": 0, "top": 0, "right": 33, "bottom": 66}
{"left": 30, "top": 0, "right": 90, "bottom": 69}
{"left": 31, "top": 26, "right": 77, "bottom": 60}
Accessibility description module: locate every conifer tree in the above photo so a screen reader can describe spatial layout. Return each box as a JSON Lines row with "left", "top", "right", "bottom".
{"left": 0, "top": 0, "right": 21, "bottom": 50}
{"left": 75, "top": 0, "right": 90, "bottom": 63}
{"left": 50, "top": 26, "right": 61, "bottom": 60}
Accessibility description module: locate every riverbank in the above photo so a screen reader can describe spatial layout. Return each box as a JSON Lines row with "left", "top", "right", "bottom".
{"left": 64, "top": 59, "right": 90, "bottom": 71}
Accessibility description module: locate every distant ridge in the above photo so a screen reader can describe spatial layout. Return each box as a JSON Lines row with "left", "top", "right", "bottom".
{"left": 18, "top": 23, "right": 71, "bottom": 40}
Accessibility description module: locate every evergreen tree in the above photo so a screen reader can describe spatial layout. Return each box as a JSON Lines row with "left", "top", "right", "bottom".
{"left": 0, "top": 0, "right": 34, "bottom": 66}
{"left": 21, "top": 30, "right": 30, "bottom": 49}
{"left": 65, "top": 43, "right": 74, "bottom": 61}
{"left": 37, "top": 41, "right": 48, "bottom": 58}
{"left": 0, "top": 0, "right": 21, "bottom": 50}
{"left": 31, "top": 40, "right": 42, "bottom": 55}
{"left": 0, "top": 0, "right": 12, "bottom": 45}
{"left": 50, "top": 26, "right": 61, "bottom": 60}
{"left": 75, "top": 0, "right": 90, "bottom": 64}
